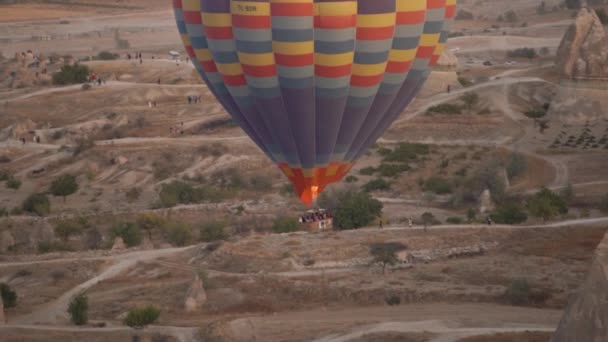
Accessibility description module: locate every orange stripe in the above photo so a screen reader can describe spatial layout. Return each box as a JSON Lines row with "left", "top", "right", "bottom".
{"left": 222, "top": 74, "right": 246, "bottom": 86}
{"left": 204, "top": 26, "right": 233, "bottom": 39}
{"left": 351, "top": 74, "right": 384, "bottom": 87}
{"left": 396, "top": 11, "right": 425, "bottom": 25}
{"left": 242, "top": 64, "right": 277, "bottom": 77}
{"left": 271, "top": 3, "right": 314, "bottom": 16}
{"left": 314, "top": 15, "right": 356, "bottom": 29}
{"left": 275, "top": 53, "right": 314, "bottom": 66}
{"left": 357, "top": 26, "right": 395, "bottom": 40}
{"left": 386, "top": 60, "right": 412, "bottom": 73}
{"left": 315, "top": 64, "right": 352, "bottom": 78}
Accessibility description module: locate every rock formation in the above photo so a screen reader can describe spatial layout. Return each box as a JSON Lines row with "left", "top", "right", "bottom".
{"left": 184, "top": 275, "right": 207, "bottom": 312}
{"left": 551, "top": 232, "right": 608, "bottom": 342}
{"left": 479, "top": 189, "right": 495, "bottom": 214}
{"left": 111, "top": 237, "right": 126, "bottom": 250}
{"left": 0, "top": 230, "right": 16, "bottom": 253}
{"left": 437, "top": 49, "right": 459, "bottom": 69}
{"left": 556, "top": 6, "right": 608, "bottom": 79}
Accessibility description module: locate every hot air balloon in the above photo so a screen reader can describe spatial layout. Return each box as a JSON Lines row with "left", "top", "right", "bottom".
{"left": 173, "top": 0, "right": 456, "bottom": 205}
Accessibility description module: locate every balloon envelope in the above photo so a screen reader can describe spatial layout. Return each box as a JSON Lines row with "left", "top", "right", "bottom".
{"left": 173, "top": 0, "right": 456, "bottom": 204}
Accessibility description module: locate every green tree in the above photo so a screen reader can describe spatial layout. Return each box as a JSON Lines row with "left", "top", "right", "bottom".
{"left": 272, "top": 216, "right": 299, "bottom": 233}
{"left": 123, "top": 306, "right": 160, "bottom": 329}
{"left": 5, "top": 177, "right": 21, "bottom": 190}
{"left": 54, "top": 220, "right": 86, "bottom": 241}
{"left": 0, "top": 283, "right": 17, "bottom": 308}
{"left": 52, "top": 64, "right": 90, "bottom": 85}
{"left": 22, "top": 193, "right": 51, "bottom": 216}
{"left": 491, "top": 203, "right": 528, "bottom": 224}
{"left": 421, "top": 212, "right": 438, "bottom": 230}
{"left": 528, "top": 188, "right": 568, "bottom": 222}
{"left": 50, "top": 174, "right": 79, "bottom": 202}
{"left": 136, "top": 213, "right": 166, "bottom": 240}
{"left": 68, "top": 294, "right": 88, "bottom": 326}
{"left": 506, "top": 153, "right": 527, "bottom": 180}
{"left": 317, "top": 188, "right": 383, "bottom": 230}
{"left": 506, "top": 278, "right": 530, "bottom": 306}
{"left": 199, "top": 221, "right": 227, "bottom": 242}
{"left": 370, "top": 243, "right": 402, "bottom": 274}
{"left": 163, "top": 221, "right": 192, "bottom": 246}
{"left": 112, "top": 222, "right": 142, "bottom": 247}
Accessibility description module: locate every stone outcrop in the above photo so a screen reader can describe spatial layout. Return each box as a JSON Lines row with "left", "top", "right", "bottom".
{"left": 0, "top": 230, "right": 16, "bottom": 253}
{"left": 111, "top": 237, "right": 126, "bottom": 250}
{"left": 479, "top": 189, "right": 495, "bottom": 214}
{"left": 184, "top": 275, "right": 207, "bottom": 312}
{"left": 556, "top": 6, "right": 608, "bottom": 79}
{"left": 437, "top": 49, "right": 459, "bottom": 69}
{"left": 552, "top": 232, "right": 608, "bottom": 342}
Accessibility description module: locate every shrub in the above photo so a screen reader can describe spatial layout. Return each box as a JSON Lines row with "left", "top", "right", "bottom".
{"left": 200, "top": 221, "right": 227, "bottom": 242}
{"left": 527, "top": 188, "right": 568, "bottom": 221}
{"left": 385, "top": 295, "right": 401, "bottom": 306}
{"left": 362, "top": 178, "right": 391, "bottom": 192}
{"left": 597, "top": 8, "right": 608, "bottom": 25}
{"left": 446, "top": 217, "right": 463, "bottom": 224}
{"left": 0, "top": 283, "right": 17, "bottom": 308}
{"left": 524, "top": 108, "right": 547, "bottom": 119}
{"left": 383, "top": 143, "right": 429, "bottom": 163}
{"left": 506, "top": 278, "right": 530, "bottom": 305}
{"left": 423, "top": 176, "right": 452, "bottom": 194}
{"left": 125, "top": 187, "right": 142, "bottom": 202}
{"left": 248, "top": 174, "right": 272, "bottom": 192}
{"left": 272, "top": 216, "right": 299, "bottom": 234}
{"left": 22, "top": 193, "right": 51, "bottom": 216}
{"left": 37, "top": 240, "right": 71, "bottom": 253}
{"left": 112, "top": 222, "right": 142, "bottom": 247}
{"left": 458, "top": 77, "right": 473, "bottom": 87}
{"left": 5, "top": 177, "right": 21, "bottom": 190}
{"left": 68, "top": 294, "right": 88, "bottom": 325}
{"left": 421, "top": 212, "right": 440, "bottom": 228}
{"left": 461, "top": 92, "right": 479, "bottom": 110}
{"left": 123, "top": 306, "right": 160, "bottom": 328}
{"left": 136, "top": 213, "right": 166, "bottom": 239}
{"left": 158, "top": 181, "right": 195, "bottom": 208}
{"left": 54, "top": 219, "right": 87, "bottom": 241}
{"left": 52, "top": 64, "right": 90, "bottom": 85}
{"left": 0, "top": 170, "right": 10, "bottom": 181}
{"left": 345, "top": 175, "right": 359, "bottom": 183}
{"left": 359, "top": 167, "right": 376, "bottom": 176}
{"left": 163, "top": 221, "right": 192, "bottom": 246}
{"left": 370, "top": 242, "right": 405, "bottom": 274}
{"left": 491, "top": 203, "right": 528, "bottom": 224}
{"left": 377, "top": 163, "right": 410, "bottom": 178}
{"left": 455, "top": 9, "right": 474, "bottom": 20}
{"left": 317, "top": 188, "right": 383, "bottom": 230}
{"left": 504, "top": 10, "right": 518, "bottom": 22}
{"left": 50, "top": 174, "right": 79, "bottom": 201}
{"left": 507, "top": 48, "right": 537, "bottom": 59}
{"left": 600, "top": 194, "right": 608, "bottom": 213}
{"left": 426, "top": 103, "right": 462, "bottom": 115}
{"left": 96, "top": 51, "right": 118, "bottom": 60}
{"left": 506, "top": 153, "right": 527, "bottom": 180}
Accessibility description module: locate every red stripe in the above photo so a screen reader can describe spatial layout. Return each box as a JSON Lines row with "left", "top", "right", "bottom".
{"left": 385, "top": 60, "right": 412, "bottom": 73}
{"left": 427, "top": 0, "right": 446, "bottom": 9}
{"left": 200, "top": 60, "right": 218, "bottom": 72}
{"left": 429, "top": 55, "right": 440, "bottom": 67}
{"left": 315, "top": 64, "right": 352, "bottom": 78}
{"left": 445, "top": 5, "right": 456, "bottom": 19}
{"left": 232, "top": 14, "right": 271, "bottom": 29}
{"left": 357, "top": 26, "right": 395, "bottom": 40}
{"left": 271, "top": 3, "right": 314, "bottom": 16}
{"left": 314, "top": 15, "right": 356, "bottom": 29}
{"left": 416, "top": 46, "right": 435, "bottom": 58}
{"left": 275, "top": 53, "right": 314, "bottom": 67}
{"left": 242, "top": 64, "right": 277, "bottom": 77}
{"left": 182, "top": 11, "right": 202, "bottom": 24}
{"left": 204, "top": 26, "right": 233, "bottom": 39}
{"left": 222, "top": 74, "right": 247, "bottom": 86}
{"left": 350, "top": 74, "right": 384, "bottom": 87}
{"left": 185, "top": 46, "right": 196, "bottom": 59}
{"left": 396, "top": 11, "right": 425, "bottom": 25}
{"left": 173, "top": 0, "right": 182, "bottom": 9}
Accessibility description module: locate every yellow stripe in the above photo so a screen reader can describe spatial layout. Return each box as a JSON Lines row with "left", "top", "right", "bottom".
{"left": 388, "top": 48, "right": 417, "bottom": 62}
{"left": 325, "top": 165, "right": 339, "bottom": 177}
{"left": 433, "top": 43, "right": 445, "bottom": 55}
{"left": 182, "top": 0, "right": 200, "bottom": 11}
{"left": 357, "top": 13, "right": 396, "bottom": 28}
{"left": 194, "top": 49, "right": 213, "bottom": 62}
{"left": 272, "top": 41, "right": 313, "bottom": 55}
{"left": 238, "top": 52, "right": 274, "bottom": 66}
{"left": 315, "top": 52, "right": 354, "bottom": 66}
{"left": 180, "top": 34, "right": 191, "bottom": 46}
{"left": 216, "top": 63, "right": 243, "bottom": 76}
{"left": 396, "top": 0, "right": 426, "bottom": 12}
{"left": 201, "top": 13, "right": 231, "bottom": 27}
{"left": 314, "top": 2, "right": 357, "bottom": 16}
{"left": 281, "top": 166, "right": 294, "bottom": 177}
{"left": 446, "top": 0, "right": 457, "bottom": 5}
{"left": 231, "top": 1, "right": 270, "bottom": 15}
{"left": 352, "top": 63, "right": 387, "bottom": 76}
{"left": 420, "top": 33, "right": 440, "bottom": 46}
{"left": 271, "top": 0, "right": 312, "bottom": 3}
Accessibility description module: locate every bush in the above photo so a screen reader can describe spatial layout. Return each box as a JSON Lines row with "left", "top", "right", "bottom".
{"left": 359, "top": 167, "right": 376, "bottom": 176}
{"left": 385, "top": 295, "right": 401, "bottom": 306}
{"left": 383, "top": 143, "right": 429, "bottom": 163}
{"left": 421, "top": 212, "right": 440, "bottom": 228}
{"left": 597, "top": 8, "right": 608, "bottom": 25}
{"left": 22, "top": 193, "right": 51, "bottom": 216}
{"left": 362, "top": 178, "right": 391, "bottom": 192}
{"left": 37, "top": 240, "right": 71, "bottom": 254}
{"left": 345, "top": 175, "right": 358, "bottom": 183}
{"left": 491, "top": 203, "right": 528, "bottom": 224}
{"left": 446, "top": 217, "right": 463, "bottom": 224}
{"left": 248, "top": 174, "right": 272, "bottom": 192}
{"left": 504, "top": 10, "right": 518, "bottom": 22}
{"left": 96, "top": 51, "right": 118, "bottom": 60}
{"left": 458, "top": 77, "right": 473, "bottom": 87}
{"left": 461, "top": 92, "right": 479, "bottom": 110}
{"left": 377, "top": 163, "right": 410, "bottom": 178}
{"left": 0, "top": 283, "right": 17, "bottom": 308}
{"left": 455, "top": 9, "right": 474, "bottom": 20}
{"left": 272, "top": 217, "right": 299, "bottom": 234}
{"left": 524, "top": 108, "right": 547, "bottom": 119}
{"left": 125, "top": 187, "right": 142, "bottom": 202}
{"left": 317, "top": 188, "right": 383, "bottom": 230}
{"left": 52, "top": 64, "right": 90, "bottom": 85}
{"left": 158, "top": 181, "right": 228, "bottom": 208}
{"left": 506, "top": 278, "right": 530, "bottom": 305}
{"left": 163, "top": 221, "right": 192, "bottom": 246}
{"left": 123, "top": 306, "right": 160, "bottom": 328}
{"left": 370, "top": 242, "right": 405, "bottom": 274}
{"left": 50, "top": 174, "right": 79, "bottom": 201}
{"left": 423, "top": 176, "right": 452, "bottom": 195}
{"left": 5, "top": 177, "right": 21, "bottom": 190}
{"left": 528, "top": 188, "right": 568, "bottom": 221}
{"left": 112, "top": 222, "right": 142, "bottom": 247}
{"left": 426, "top": 103, "right": 462, "bottom": 115}
{"left": 200, "top": 221, "right": 227, "bottom": 242}
{"left": 54, "top": 219, "right": 87, "bottom": 241}
{"left": 68, "top": 294, "right": 88, "bottom": 325}
{"left": 507, "top": 48, "right": 537, "bottom": 59}
{"left": 136, "top": 213, "right": 165, "bottom": 239}
{"left": 506, "top": 153, "right": 527, "bottom": 180}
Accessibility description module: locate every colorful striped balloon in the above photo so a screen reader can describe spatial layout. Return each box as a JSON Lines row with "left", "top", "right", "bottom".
{"left": 173, "top": 0, "right": 456, "bottom": 205}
